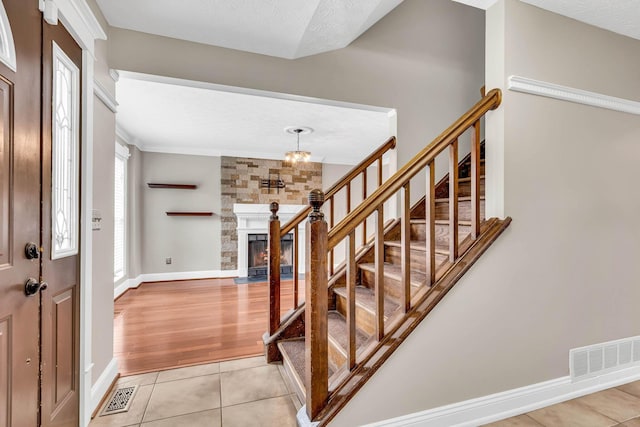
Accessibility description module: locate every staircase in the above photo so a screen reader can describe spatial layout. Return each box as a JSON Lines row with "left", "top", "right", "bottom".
{"left": 263, "top": 89, "right": 511, "bottom": 425}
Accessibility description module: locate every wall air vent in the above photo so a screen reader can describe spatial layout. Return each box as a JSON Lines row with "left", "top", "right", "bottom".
{"left": 570, "top": 335, "right": 640, "bottom": 381}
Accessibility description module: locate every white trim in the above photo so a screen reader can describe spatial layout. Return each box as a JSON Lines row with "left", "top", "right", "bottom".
{"left": 114, "top": 275, "right": 143, "bottom": 299}
{"left": 115, "top": 124, "right": 143, "bottom": 151}
{"left": 451, "top": 0, "right": 499, "bottom": 10}
{"left": 115, "top": 141, "right": 130, "bottom": 159}
{"left": 0, "top": 0, "right": 17, "bottom": 71}
{"left": 90, "top": 357, "right": 119, "bottom": 414}
{"left": 109, "top": 69, "right": 120, "bottom": 82}
{"left": 93, "top": 80, "right": 118, "bottom": 113}
{"left": 79, "top": 49, "right": 95, "bottom": 427}
{"left": 139, "top": 143, "right": 333, "bottom": 164}
{"left": 363, "top": 366, "right": 640, "bottom": 427}
{"left": 113, "top": 271, "right": 240, "bottom": 300}
{"left": 508, "top": 75, "right": 640, "bottom": 116}
{"left": 142, "top": 270, "right": 239, "bottom": 282}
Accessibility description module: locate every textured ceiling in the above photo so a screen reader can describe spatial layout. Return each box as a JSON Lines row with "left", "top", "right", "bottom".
{"left": 454, "top": 0, "right": 640, "bottom": 42}
{"left": 520, "top": 0, "right": 640, "bottom": 41}
{"left": 95, "top": 0, "right": 404, "bottom": 59}
{"left": 115, "top": 73, "right": 394, "bottom": 165}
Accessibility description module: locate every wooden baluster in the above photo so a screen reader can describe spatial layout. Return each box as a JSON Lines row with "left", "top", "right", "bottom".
{"left": 268, "top": 202, "right": 281, "bottom": 335}
{"left": 329, "top": 196, "right": 334, "bottom": 275}
{"left": 426, "top": 162, "right": 436, "bottom": 286}
{"left": 346, "top": 182, "right": 351, "bottom": 214}
{"left": 346, "top": 230, "right": 356, "bottom": 370}
{"left": 401, "top": 183, "right": 411, "bottom": 312}
{"left": 374, "top": 205, "right": 384, "bottom": 341}
{"left": 449, "top": 139, "right": 459, "bottom": 261}
{"left": 362, "top": 170, "right": 367, "bottom": 246}
{"left": 305, "top": 189, "right": 328, "bottom": 420}
{"left": 293, "top": 226, "right": 299, "bottom": 307}
{"left": 471, "top": 120, "right": 481, "bottom": 239}
{"left": 377, "top": 157, "right": 383, "bottom": 187}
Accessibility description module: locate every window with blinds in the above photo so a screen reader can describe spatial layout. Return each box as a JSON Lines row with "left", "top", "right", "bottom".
{"left": 114, "top": 144, "right": 129, "bottom": 282}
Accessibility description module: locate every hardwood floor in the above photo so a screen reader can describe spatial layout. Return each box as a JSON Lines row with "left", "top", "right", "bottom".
{"left": 114, "top": 277, "right": 304, "bottom": 376}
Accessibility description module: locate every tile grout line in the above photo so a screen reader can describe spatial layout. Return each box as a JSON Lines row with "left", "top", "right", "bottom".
{"left": 139, "top": 374, "right": 159, "bottom": 425}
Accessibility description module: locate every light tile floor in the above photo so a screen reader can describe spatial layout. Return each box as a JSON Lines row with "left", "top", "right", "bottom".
{"left": 90, "top": 356, "right": 300, "bottom": 427}
{"left": 485, "top": 380, "right": 640, "bottom": 427}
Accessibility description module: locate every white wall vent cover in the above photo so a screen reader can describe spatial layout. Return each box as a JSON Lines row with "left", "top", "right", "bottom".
{"left": 570, "top": 336, "right": 640, "bottom": 381}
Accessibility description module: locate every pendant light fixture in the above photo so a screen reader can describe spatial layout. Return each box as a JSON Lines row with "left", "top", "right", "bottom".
{"left": 284, "top": 127, "right": 312, "bottom": 163}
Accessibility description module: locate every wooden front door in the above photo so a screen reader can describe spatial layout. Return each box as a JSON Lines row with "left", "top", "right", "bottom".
{"left": 40, "top": 17, "right": 83, "bottom": 427}
{"left": 0, "top": 1, "right": 82, "bottom": 426}
{"left": 0, "top": 0, "right": 44, "bottom": 426}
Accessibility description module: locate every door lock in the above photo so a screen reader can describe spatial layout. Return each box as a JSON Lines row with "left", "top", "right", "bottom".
{"left": 24, "top": 278, "right": 47, "bottom": 296}
{"left": 24, "top": 242, "right": 39, "bottom": 260}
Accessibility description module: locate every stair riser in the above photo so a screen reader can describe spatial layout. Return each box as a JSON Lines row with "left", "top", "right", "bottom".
{"left": 335, "top": 293, "right": 376, "bottom": 336}
{"left": 457, "top": 178, "right": 485, "bottom": 197}
{"left": 410, "top": 223, "right": 472, "bottom": 246}
{"left": 384, "top": 245, "right": 448, "bottom": 271}
{"left": 435, "top": 199, "right": 485, "bottom": 222}
{"left": 328, "top": 338, "right": 346, "bottom": 372}
{"left": 360, "top": 269, "right": 422, "bottom": 301}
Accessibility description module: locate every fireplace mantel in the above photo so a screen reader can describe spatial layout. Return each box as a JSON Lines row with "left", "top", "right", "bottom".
{"left": 233, "top": 204, "right": 306, "bottom": 278}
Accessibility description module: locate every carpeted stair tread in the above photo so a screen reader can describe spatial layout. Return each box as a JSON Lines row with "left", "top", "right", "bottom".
{"left": 328, "top": 311, "right": 369, "bottom": 351}
{"left": 333, "top": 286, "right": 399, "bottom": 319}
{"left": 279, "top": 338, "right": 335, "bottom": 388}
{"left": 358, "top": 262, "right": 427, "bottom": 287}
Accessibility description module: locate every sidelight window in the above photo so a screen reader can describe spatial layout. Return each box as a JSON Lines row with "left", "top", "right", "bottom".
{"left": 51, "top": 42, "right": 79, "bottom": 259}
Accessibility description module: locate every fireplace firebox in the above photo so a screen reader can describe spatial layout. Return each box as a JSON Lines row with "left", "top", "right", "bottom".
{"left": 247, "top": 233, "right": 293, "bottom": 278}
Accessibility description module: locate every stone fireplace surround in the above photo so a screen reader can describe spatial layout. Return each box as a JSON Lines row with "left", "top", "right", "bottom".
{"left": 233, "top": 203, "right": 306, "bottom": 278}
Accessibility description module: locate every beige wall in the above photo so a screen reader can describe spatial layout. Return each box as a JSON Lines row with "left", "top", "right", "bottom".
{"left": 140, "top": 152, "right": 221, "bottom": 273}
{"left": 91, "top": 98, "right": 116, "bottom": 384}
{"left": 108, "top": 0, "right": 486, "bottom": 198}
{"left": 331, "top": 1, "right": 640, "bottom": 425}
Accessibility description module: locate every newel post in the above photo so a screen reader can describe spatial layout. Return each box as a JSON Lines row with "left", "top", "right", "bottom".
{"left": 305, "top": 189, "right": 329, "bottom": 420}
{"left": 268, "top": 202, "right": 281, "bottom": 336}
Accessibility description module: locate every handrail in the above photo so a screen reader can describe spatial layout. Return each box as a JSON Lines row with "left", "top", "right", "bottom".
{"left": 327, "top": 89, "right": 501, "bottom": 250}
{"left": 281, "top": 136, "right": 396, "bottom": 235}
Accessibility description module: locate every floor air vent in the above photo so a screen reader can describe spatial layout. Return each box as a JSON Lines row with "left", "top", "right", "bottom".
{"left": 570, "top": 335, "right": 640, "bottom": 381}
{"left": 100, "top": 385, "right": 138, "bottom": 416}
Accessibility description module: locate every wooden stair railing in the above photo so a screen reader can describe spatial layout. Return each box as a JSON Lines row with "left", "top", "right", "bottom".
{"left": 303, "top": 89, "right": 503, "bottom": 420}
{"left": 267, "top": 137, "right": 397, "bottom": 337}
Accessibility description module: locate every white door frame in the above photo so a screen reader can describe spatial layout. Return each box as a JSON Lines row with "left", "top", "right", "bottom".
{"left": 37, "top": 1, "right": 107, "bottom": 425}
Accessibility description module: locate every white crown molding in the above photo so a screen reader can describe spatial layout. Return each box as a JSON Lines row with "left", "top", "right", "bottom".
{"left": 508, "top": 75, "right": 640, "bottom": 116}
{"left": 109, "top": 69, "right": 120, "bottom": 82}
{"left": 141, "top": 143, "right": 333, "bottom": 164}
{"left": 93, "top": 80, "right": 118, "bottom": 113}
{"left": 115, "top": 125, "right": 143, "bottom": 151}
{"left": 362, "top": 366, "right": 640, "bottom": 427}
{"left": 451, "top": 0, "right": 499, "bottom": 10}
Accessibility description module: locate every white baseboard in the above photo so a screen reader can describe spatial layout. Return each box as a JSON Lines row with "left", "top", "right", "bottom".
{"left": 114, "top": 275, "right": 143, "bottom": 299}
{"left": 90, "top": 357, "right": 119, "bottom": 414}
{"left": 113, "top": 270, "right": 239, "bottom": 300}
{"left": 141, "top": 269, "right": 238, "bottom": 283}
{"left": 364, "top": 365, "right": 640, "bottom": 427}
